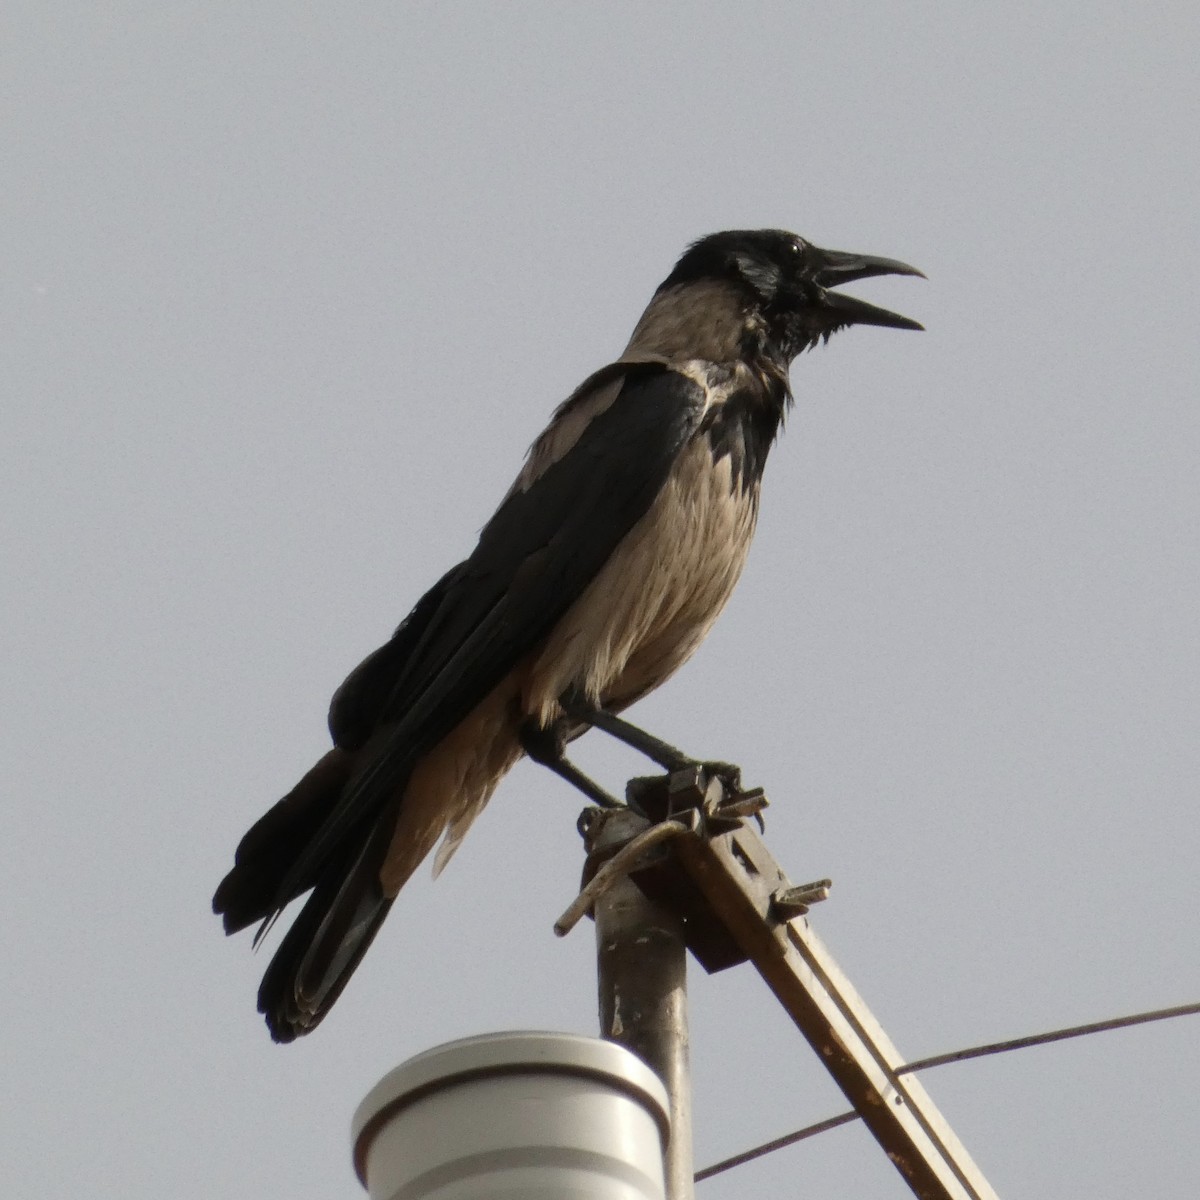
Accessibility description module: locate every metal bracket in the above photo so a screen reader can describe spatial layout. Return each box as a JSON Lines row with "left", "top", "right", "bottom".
{"left": 562, "top": 768, "right": 1000, "bottom": 1200}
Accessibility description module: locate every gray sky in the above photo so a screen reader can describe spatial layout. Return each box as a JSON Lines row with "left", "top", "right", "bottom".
{"left": 5, "top": 4, "right": 1198, "bottom": 1196}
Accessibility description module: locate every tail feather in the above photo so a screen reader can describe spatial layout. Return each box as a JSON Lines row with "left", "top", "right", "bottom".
{"left": 257, "top": 809, "right": 398, "bottom": 1042}
{"left": 216, "top": 563, "right": 473, "bottom": 1039}
{"left": 214, "top": 745, "right": 410, "bottom": 1042}
{"left": 213, "top": 749, "right": 354, "bottom": 934}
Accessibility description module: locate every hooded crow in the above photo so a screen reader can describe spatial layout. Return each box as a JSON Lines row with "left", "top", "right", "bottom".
{"left": 213, "top": 228, "right": 923, "bottom": 1040}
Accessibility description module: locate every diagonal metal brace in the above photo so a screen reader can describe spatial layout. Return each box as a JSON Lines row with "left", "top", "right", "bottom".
{"left": 668, "top": 812, "right": 1000, "bottom": 1200}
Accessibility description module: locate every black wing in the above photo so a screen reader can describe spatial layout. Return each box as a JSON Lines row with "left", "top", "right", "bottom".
{"left": 280, "top": 361, "right": 707, "bottom": 891}
{"left": 327, "top": 560, "right": 466, "bottom": 751}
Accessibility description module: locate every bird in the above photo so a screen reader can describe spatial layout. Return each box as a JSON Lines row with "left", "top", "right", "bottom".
{"left": 213, "top": 228, "right": 923, "bottom": 1041}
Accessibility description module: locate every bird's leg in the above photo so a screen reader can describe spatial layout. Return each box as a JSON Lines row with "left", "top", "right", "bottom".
{"left": 570, "top": 707, "right": 693, "bottom": 771}
{"left": 560, "top": 694, "right": 744, "bottom": 794}
{"left": 518, "top": 718, "right": 624, "bottom": 810}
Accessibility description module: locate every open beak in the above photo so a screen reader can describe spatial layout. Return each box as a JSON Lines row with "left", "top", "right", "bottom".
{"left": 811, "top": 246, "right": 925, "bottom": 331}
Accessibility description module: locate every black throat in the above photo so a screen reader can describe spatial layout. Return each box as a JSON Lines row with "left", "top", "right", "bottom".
{"left": 700, "top": 355, "right": 792, "bottom": 494}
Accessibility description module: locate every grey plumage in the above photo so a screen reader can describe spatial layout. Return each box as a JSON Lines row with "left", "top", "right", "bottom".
{"left": 213, "top": 228, "right": 923, "bottom": 1041}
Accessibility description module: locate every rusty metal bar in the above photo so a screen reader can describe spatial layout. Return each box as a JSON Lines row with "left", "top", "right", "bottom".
{"left": 671, "top": 812, "right": 999, "bottom": 1200}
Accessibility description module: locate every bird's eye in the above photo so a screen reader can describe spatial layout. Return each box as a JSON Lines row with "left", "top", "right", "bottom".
{"left": 792, "top": 238, "right": 807, "bottom": 256}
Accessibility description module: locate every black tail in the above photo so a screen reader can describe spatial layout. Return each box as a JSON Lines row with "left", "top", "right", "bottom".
{"left": 213, "top": 749, "right": 401, "bottom": 1041}
{"left": 254, "top": 812, "right": 397, "bottom": 1042}
{"left": 213, "top": 749, "right": 354, "bottom": 934}
{"left": 215, "top": 563, "right": 467, "bottom": 1039}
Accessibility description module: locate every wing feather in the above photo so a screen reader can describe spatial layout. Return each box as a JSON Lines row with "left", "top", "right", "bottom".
{"left": 275, "top": 362, "right": 707, "bottom": 897}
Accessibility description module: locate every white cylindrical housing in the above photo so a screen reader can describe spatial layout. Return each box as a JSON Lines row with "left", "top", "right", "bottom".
{"left": 352, "top": 1031, "right": 671, "bottom": 1200}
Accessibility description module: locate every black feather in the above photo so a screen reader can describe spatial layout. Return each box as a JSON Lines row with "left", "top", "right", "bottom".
{"left": 212, "top": 749, "right": 353, "bottom": 933}
{"left": 255, "top": 816, "right": 395, "bottom": 1041}
{"left": 217, "top": 362, "right": 708, "bottom": 1039}
{"left": 328, "top": 563, "right": 465, "bottom": 751}
{"left": 270, "top": 363, "right": 708, "bottom": 903}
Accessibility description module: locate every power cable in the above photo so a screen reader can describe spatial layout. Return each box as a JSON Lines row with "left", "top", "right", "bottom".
{"left": 695, "top": 999, "right": 1200, "bottom": 1183}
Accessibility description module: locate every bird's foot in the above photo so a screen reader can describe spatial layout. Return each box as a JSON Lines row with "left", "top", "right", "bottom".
{"left": 552, "top": 697, "right": 766, "bottom": 828}
{"left": 672, "top": 760, "right": 767, "bottom": 832}
{"left": 625, "top": 759, "right": 767, "bottom": 832}
{"left": 693, "top": 759, "right": 743, "bottom": 794}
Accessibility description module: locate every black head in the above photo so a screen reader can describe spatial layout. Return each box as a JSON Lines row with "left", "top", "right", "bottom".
{"left": 658, "top": 229, "right": 924, "bottom": 361}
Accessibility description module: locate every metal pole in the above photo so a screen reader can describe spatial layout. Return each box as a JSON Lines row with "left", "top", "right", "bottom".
{"left": 588, "top": 807, "right": 694, "bottom": 1200}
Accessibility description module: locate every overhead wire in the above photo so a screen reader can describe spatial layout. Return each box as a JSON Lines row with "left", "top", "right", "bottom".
{"left": 695, "top": 998, "right": 1200, "bottom": 1183}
